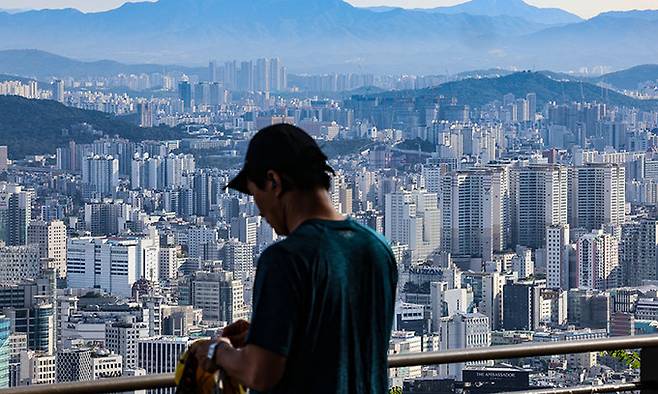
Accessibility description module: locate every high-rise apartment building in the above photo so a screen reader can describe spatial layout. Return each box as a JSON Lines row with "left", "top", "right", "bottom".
{"left": 27, "top": 220, "right": 67, "bottom": 279}
{"left": 51, "top": 80, "right": 64, "bottom": 103}
{"left": 570, "top": 163, "right": 625, "bottom": 230}
{"left": 385, "top": 189, "right": 440, "bottom": 263}
{"left": 577, "top": 230, "right": 620, "bottom": 291}
{"left": 178, "top": 80, "right": 192, "bottom": 112}
{"left": 81, "top": 155, "right": 119, "bottom": 198}
{"left": 620, "top": 220, "right": 658, "bottom": 286}
{"left": 441, "top": 167, "right": 508, "bottom": 260}
{"left": 178, "top": 270, "right": 248, "bottom": 324}
{"left": 546, "top": 224, "right": 570, "bottom": 290}
{"left": 0, "top": 183, "right": 33, "bottom": 246}
{"left": 511, "top": 164, "right": 568, "bottom": 249}
{"left": 255, "top": 58, "right": 270, "bottom": 92}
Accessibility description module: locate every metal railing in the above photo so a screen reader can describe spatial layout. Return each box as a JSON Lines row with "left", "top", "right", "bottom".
{"left": 3, "top": 335, "right": 658, "bottom": 394}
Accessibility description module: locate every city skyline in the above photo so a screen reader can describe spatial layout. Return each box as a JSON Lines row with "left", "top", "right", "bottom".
{"left": 0, "top": 0, "right": 656, "bottom": 18}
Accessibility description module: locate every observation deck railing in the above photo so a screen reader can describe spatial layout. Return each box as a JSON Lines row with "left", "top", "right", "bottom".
{"left": 2, "top": 334, "right": 658, "bottom": 394}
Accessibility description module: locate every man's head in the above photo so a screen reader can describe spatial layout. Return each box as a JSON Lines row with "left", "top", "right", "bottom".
{"left": 226, "top": 124, "right": 335, "bottom": 235}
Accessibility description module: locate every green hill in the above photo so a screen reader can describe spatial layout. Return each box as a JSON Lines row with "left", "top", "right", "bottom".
{"left": 597, "top": 65, "right": 658, "bottom": 90}
{"left": 0, "top": 95, "right": 185, "bottom": 158}
{"left": 375, "top": 72, "right": 658, "bottom": 110}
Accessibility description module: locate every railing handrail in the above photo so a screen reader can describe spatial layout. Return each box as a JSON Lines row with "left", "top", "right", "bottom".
{"left": 3, "top": 334, "right": 658, "bottom": 394}
{"left": 388, "top": 333, "right": 658, "bottom": 367}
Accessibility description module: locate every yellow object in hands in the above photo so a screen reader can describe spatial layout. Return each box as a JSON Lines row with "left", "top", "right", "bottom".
{"left": 174, "top": 342, "right": 246, "bottom": 394}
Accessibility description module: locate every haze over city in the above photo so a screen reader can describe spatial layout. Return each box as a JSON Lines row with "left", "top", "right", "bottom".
{"left": 2, "top": 0, "right": 658, "bottom": 393}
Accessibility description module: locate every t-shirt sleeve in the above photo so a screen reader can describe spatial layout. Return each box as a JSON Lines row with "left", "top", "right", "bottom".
{"left": 246, "top": 245, "right": 301, "bottom": 358}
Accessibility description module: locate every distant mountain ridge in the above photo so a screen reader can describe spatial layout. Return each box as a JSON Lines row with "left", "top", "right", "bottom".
{"left": 0, "top": 0, "right": 657, "bottom": 73}
{"left": 0, "top": 49, "right": 204, "bottom": 80}
{"left": 373, "top": 72, "right": 658, "bottom": 110}
{"left": 597, "top": 65, "right": 658, "bottom": 90}
{"left": 425, "top": 0, "right": 582, "bottom": 25}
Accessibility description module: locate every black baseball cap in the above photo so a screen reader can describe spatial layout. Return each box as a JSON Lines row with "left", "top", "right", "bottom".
{"left": 226, "top": 124, "right": 334, "bottom": 195}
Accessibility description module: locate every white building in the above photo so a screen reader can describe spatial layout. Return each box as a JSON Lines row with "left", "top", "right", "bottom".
{"left": 67, "top": 235, "right": 159, "bottom": 297}
{"left": 441, "top": 167, "right": 508, "bottom": 261}
{"left": 90, "top": 351, "right": 123, "bottom": 379}
{"left": 186, "top": 226, "right": 217, "bottom": 259}
{"left": 82, "top": 155, "right": 119, "bottom": 197}
{"left": 570, "top": 163, "right": 625, "bottom": 230}
{"left": 546, "top": 224, "right": 570, "bottom": 290}
{"left": 159, "top": 245, "right": 181, "bottom": 281}
{"left": 480, "top": 271, "right": 507, "bottom": 331}
{"left": 438, "top": 312, "right": 491, "bottom": 380}
{"left": 388, "top": 331, "right": 422, "bottom": 388}
{"left": 106, "top": 319, "right": 149, "bottom": 371}
{"left": 27, "top": 220, "right": 67, "bottom": 278}
{"left": 138, "top": 336, "right": 195, "bottom": 375}
{"left": 511, "top": 164, "right": 568, "bottom": 249}
{"left": 178, "top": 270, "right": 248, "bottom": 325}
{"left": 385, "top": 189, "right": 440, "bottom": 263}
{"left": 56, "top": 294, "right": 79, "bottom": 349}
{"left": 577, "top": 230, "right": 620, "bottom": 291}
{"left": 19, "top": 351, "right": 56, "bottom": 386}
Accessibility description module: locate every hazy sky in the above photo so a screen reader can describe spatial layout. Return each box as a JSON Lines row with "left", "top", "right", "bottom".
{"left": 0, "top": 0, "right": 657, "bottom": 18}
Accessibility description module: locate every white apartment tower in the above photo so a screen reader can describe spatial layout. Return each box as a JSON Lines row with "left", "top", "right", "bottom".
{"left": 441, "top": 167, "right": 508, "bottom": 261}
{"left": 82, "top": 155, "right": 119, "bottom": 197}
{"left": 385, "top": 189, "right": 441, "bottom": 263}
{"left": 511, "top": 164, "right": 568, "bottom": 249}
{"left": 27, "top": 220, "right": 67, "bottom": 278}
{"left": 546, "top": 224, "right": 570, "bottom": 290}
{"left": 570, "top": 163, "right": 625, "bottom": 230}
{"left": 577, "top": 230, "right": 620, "bottom": 291}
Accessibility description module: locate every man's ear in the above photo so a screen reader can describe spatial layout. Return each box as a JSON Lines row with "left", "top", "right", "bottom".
{"left": 266, "top": 170, "right": 283, "bottom": 197}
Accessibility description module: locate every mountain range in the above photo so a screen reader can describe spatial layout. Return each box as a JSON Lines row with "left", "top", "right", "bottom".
{"left": 0, "top": 0, "right": 657, "bottom": 73}
{"left": 424, "top": 0, "right": 581, "bottom": 25}
{"left": 5, "top": 49, "right": 658, "bottom": 94}
{"left": 0, "top": 49, "right": 204, "bottom": 80}
{"left": 371, "top": 72, "right": 658, "bottom": 110}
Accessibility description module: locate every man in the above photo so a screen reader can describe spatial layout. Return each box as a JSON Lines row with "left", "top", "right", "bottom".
{"left": 193, "top": 124, "right": 398, "bottom": 393}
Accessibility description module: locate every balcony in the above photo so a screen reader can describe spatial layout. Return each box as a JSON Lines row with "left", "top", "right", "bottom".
{"left": 2, "top": 335, "right": 658, "bottom": 394}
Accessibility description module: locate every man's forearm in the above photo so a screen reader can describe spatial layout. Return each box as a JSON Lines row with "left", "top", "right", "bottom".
{"left": 213, "top": 342, "right": 286, "bottom": 392}
{"left": 215, "top": 343, "right": 255, "bottom": 388}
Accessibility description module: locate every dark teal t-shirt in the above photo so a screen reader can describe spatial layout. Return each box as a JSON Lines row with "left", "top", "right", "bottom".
{"left": 246, "top": 218, "right": 398, "bottom": 394}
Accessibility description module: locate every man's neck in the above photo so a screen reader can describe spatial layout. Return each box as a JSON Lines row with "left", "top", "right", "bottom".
{"left": 283, "top": 189, "right": 344, "bottom": 234}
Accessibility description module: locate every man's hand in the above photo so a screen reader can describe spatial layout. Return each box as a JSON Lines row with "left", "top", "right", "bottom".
{"left": 221, "top": 319, "right": 250, "bottom": 348}
{"left": 192, "top": 337, "right": 234, "bottom": 372}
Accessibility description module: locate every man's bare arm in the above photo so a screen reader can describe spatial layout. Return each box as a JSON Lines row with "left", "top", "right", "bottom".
{"left": 196, "top": 338, "right": 287, "bottom": 392}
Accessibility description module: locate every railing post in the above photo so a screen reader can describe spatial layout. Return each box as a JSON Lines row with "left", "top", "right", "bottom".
{"left": 641, "top": 347, "right": 658, "bottom": 394}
